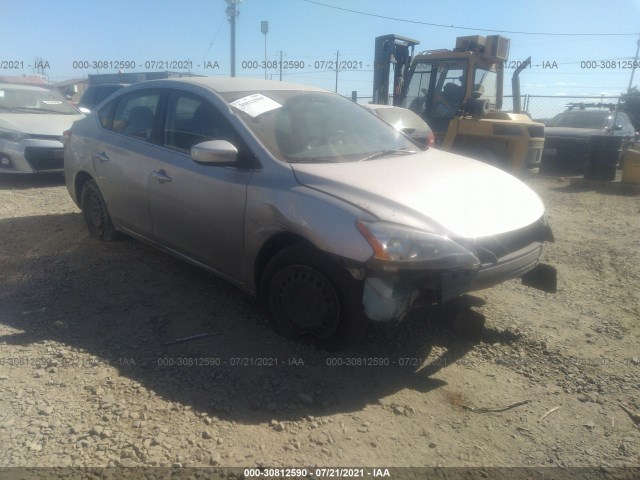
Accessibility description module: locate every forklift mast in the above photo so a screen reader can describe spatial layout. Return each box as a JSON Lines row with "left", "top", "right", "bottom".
{"left": 372, "top": 34, "right": 420, "bottom": 105}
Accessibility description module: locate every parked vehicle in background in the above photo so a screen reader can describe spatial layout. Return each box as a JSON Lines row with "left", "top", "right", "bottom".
{"left": 541, "top": 106, "right": 637, "bottom": 174}
{"left": 0, "top": 83, "right": 85, "bottom": 174}
{"left": 363, "top": 104, "right": 435, "bottom": 148}
{"left": 77, "top": 83, "right": 128, "bottom": 114}
{"left": 64, "top": 77, "right": 556, "bottom": 348}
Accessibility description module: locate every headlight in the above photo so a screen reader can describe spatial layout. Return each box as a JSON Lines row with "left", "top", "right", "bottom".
{"left": 356, "top": 221, "right": 479, "bottom": 270}
{"left": 0, "top": 128, "right": 28, "bottom": 143}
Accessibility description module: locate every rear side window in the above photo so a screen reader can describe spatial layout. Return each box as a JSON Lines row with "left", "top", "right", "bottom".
{"left": 110, "top": 91, "right": 161, "bottom": 142}
{"left": 617, "top": 113, "right": 632, "bottom": 130}
{"left": 95, "top": 85, "right": 124, "bottom": 104}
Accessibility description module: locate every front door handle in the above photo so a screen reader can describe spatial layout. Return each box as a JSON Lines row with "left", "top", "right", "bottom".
{"left": 151, "top": 169, "right": 172, "bottom": 184}
{"left": 94, "top": 151, "right": 109, "bottom": 162}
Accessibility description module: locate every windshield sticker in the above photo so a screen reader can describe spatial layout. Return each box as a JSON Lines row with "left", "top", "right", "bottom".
{"left": 230, "top": 94, "right": 282, "bottom": 117}
{"left": 42, "top": 100, "right": 62, "bottom": 105}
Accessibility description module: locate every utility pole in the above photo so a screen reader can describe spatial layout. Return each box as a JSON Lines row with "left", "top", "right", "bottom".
{"left": 627, "top": 36, "right": 640, "bottom": 94}
{"left": 335, "top": 50, "right": 339, "bottom": 93}
{"left": 279, "top": 51, "right": 283, "bottom": 81}
{"left": 225, "top": 0, "right": 241, "bottom": 77}
{"left": 261, "top": 21, "right": 269, "bottom": 80}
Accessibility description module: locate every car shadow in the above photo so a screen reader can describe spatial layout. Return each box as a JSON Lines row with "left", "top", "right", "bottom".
{"left": 0, "top": 213, "right": 504, "bottom": 424}
{"left": 0, "top": 173, "right": 65, "bottom": 190}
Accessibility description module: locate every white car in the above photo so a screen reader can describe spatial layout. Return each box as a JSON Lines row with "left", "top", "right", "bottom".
{"left": 0, "top": 83, "right": 85, "bottom": 174}
{"left": 363, "top": 104, "right": 435, "bottom": 148}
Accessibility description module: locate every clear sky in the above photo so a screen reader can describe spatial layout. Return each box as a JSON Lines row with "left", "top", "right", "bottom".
{"left": 2, "top": 0, "right": 639, "bottom": 102}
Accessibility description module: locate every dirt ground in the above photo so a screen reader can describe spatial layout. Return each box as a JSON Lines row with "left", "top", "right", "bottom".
{"left": 0, "top": 173, "right": 638, "bottom": 473}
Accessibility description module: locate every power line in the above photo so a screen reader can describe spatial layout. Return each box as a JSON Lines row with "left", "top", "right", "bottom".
{"left": 202, "top": 17, "right": 226, "bottom": 61}
{"left": 301, "top": 0, "right": 639, "bottom": 36}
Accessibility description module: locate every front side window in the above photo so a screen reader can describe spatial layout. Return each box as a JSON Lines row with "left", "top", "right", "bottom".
{"left": 404, "top": 62, "right": 433, "bottom": 114}
{"left": 111, "top": 91, "right": 161, "bottom": 141}
{"left": 431, "top": 61, "right": 466, "bottom": 119}
{"left": 163, "top": 92, "right": 235, "bottom": 153}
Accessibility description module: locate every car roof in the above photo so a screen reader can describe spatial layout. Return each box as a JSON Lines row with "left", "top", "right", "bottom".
{"left": 556, "top": 110, "right": 614, "bottom": 117}
{"left": 127, "top": 76, "right": 328, "bottom": 94}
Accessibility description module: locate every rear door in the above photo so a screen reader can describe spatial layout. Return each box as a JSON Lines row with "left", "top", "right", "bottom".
{"left": 146, "top": 89, "right": 254, "bottom": 280}
{"left": 92, "top": 89, "right": 163, "bottom": 236}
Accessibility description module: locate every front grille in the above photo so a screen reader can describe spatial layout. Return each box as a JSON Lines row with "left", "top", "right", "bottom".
{"left": 542, "top": 137, "right": 590, "bottom": 174}
{"left": 465, "top": 217, "right": 552, "bottom": 264}
{"left": 24, "top": 147, "right": 64, "bottom": 171}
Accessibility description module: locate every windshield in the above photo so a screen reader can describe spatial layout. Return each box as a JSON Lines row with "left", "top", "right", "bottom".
{"left": 0, "top": 86, "right": 78, "bottom": 114}
{"left": 547, "top": 111, "right": 608, "bottom": 129}
{"left": 222, "top": 90, "right": 414, "bottom": 163}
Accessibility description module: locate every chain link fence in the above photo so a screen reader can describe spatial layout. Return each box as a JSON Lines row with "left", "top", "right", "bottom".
{"left": 351, "top": 93, "right": 630, "bottom": 177}
{"left": 351, "top": 93, "right": 622, "bottom": 119}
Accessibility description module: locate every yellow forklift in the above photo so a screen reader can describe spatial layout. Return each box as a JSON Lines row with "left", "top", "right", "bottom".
{"left": 373, "top": 34, "right": 544, "bottom": 174}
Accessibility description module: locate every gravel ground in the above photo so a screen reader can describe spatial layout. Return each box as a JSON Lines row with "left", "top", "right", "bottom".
{"left": 0, "top": 173, "right": 638, "bottom": 471}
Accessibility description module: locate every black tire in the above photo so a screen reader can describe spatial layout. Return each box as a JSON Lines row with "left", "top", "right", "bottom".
{"left": 80, "top": 180, "right": 123, "bottom": 241}
{"left": 259, "top": 243, "right": 367, "bottom": 350}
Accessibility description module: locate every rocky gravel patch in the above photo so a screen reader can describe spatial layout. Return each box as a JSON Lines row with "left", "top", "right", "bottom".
{"left": 0, "top": 174, "right": 638, "bottom": 470}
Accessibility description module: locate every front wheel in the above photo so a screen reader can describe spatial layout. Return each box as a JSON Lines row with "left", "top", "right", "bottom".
{"left": 259, "top": 244, "right": 367, "bottom": 350}
{"left": 80, "top": 180, "right": 123, "bottom": 241}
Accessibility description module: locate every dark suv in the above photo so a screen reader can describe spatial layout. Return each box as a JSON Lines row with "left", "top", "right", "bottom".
{"left": 541, "top": 108, "right": 637, "bottom": 174}
{"left": 78, "top": 83, "right": 128, "bottom": 113}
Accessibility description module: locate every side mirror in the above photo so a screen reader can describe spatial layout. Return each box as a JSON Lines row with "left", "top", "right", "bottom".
{"left": 191, "top": 140, "right": 238, "bottom": 165}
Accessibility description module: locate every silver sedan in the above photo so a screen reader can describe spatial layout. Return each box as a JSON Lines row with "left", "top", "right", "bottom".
{"left": 64, "top": 77, "right": 556, "bottom": 348}
{"left": 0, "top": 83, "right": 85, "bottom": 174}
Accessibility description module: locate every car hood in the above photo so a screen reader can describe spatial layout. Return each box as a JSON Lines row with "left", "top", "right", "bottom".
{"left": 0, "top": 113, "right": 85, "bottom": 136}
{"left": 545, "top": 127, "right": 604, "bottom": 138}
{"left": 291, "top": 149, "right": 545, "bottom": 238}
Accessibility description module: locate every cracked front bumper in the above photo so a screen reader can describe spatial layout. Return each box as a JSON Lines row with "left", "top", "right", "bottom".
{"left": 361, "top": 241, "right": 554, "bottom": 323}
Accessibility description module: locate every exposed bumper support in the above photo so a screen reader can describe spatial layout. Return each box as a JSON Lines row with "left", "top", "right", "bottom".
{"left": 361, "top": 241, "right": 555, "bottom": 323}
{"left": 362, "top": 277, "right": 420, "bottom": 322}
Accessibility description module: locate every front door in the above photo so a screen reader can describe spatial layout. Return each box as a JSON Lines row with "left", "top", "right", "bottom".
{"left": 147, "top": 90, "right": 254, "bottom": 281}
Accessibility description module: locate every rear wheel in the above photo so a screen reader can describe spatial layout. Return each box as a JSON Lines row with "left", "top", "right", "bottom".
{"left": 260, "top": 244, "right": 366, "bottom": 349}
{"left": 80, "top": 180, "right": 123, "bottom": 241}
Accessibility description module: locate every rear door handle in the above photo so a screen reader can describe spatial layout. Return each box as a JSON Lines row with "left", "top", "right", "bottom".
{"left": 94, "top": 151, "right": 109, "bottom": 162}
{"left": 151, "top": 169, "right": 172, "bottom": 184}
